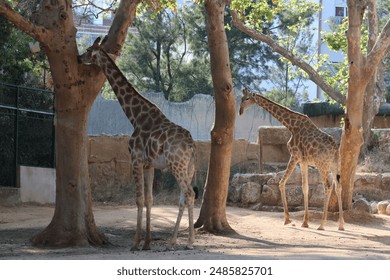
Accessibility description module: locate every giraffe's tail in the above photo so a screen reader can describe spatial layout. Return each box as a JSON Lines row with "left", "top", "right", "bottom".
{"left": 189, "top": 144, "right": 199, "bottom": 199}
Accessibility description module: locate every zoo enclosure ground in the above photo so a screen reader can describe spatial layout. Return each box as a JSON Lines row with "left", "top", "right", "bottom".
{"left": 0, "top": 203, "right": 390, "bottom": 260}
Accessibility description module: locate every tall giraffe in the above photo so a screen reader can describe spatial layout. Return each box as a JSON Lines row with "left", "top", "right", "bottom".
{"left": 239, "top": 88, "right": 344, "bottom": 231}
{"left": 78, "top": 37, "right": 196, "bottom": 250}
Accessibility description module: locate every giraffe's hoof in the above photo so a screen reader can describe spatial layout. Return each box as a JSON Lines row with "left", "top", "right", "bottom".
{"left": 185, "top": 245, "right": 194, "bottom": 250}
{"left": 317, "top": 226, "right": 325, "bottom": 231}
{"left": 166, "top": 246, "right": 175, "bottom": 251}
{"left": 142, "top": 244, "right": 151, "bottom": 251}
{"left": 338, "top": 226, "right": 345, "bottom": 231}
{"left": 130, "top": 246, "right": 140, "bottom": 251}
{"left": 284, "top": 219, "right": 292, "bottom": 225}
{"left": 301, "top": 222, "right": 309, "bottom": 228}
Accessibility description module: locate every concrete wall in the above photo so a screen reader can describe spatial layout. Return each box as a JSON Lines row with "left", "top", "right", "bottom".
{"left": 19, "top": 166, "right": 56, "bottom": 204}
{"left": 88, "top": 93, "right": 282, "bottom": 142}
{"left": 88, "top": 93, "right": 390, "bottom": 143}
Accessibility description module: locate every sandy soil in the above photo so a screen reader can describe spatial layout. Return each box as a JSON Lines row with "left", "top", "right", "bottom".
{"left": 0, "top": 204, "right": 390, "bottom": 260}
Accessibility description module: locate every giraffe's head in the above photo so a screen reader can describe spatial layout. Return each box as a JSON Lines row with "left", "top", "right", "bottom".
{"left": 77, "top": 36, "right": 106, "bottom": 66}
{"left": 239, "top": 88, "right": 256, "bottom": 115}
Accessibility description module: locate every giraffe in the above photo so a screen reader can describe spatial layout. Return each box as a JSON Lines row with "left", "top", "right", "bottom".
{"left": 239, "top": 88, "right": 344, "bottom": 231}
{"left": 78, "top": 37, "right": 196, "bottom": 250}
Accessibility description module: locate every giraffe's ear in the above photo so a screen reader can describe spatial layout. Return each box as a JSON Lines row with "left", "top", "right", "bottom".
{"left": 93, "top": 37, "right": 101, "bottom": 47}
{"left": 101, "top": 35, "right": 108, "bottom": 45}
{"left": 243, "top": 87, "right": 251, "bottom": 98}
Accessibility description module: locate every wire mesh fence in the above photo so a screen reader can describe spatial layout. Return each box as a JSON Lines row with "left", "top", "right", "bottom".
{"left": 0, "top": 83, "right": 55, "bottom": 188}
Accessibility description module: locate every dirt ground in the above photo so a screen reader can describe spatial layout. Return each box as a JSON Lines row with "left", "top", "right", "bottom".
{"left": 1, "top": 203, "right": 390, "bottom": 260}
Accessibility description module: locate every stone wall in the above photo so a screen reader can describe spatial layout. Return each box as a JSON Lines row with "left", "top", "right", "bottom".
{"left": 88, "top": 136, "right": 258, "bottom": 201}
{"left": 229, "top": 127, "right": 390, "bottom": 215}
{"left": 229, "top": 169, "right": 390, "bottom": 210}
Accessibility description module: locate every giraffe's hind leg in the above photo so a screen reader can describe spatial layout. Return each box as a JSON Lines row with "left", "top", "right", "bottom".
{"left": 300, "top": 163, "right": 309, "bottom": 228}
{"left": 318, "top": 171, "right": 333, "bottom": 231}
{"left": 169, "top": 166, "right": 195, "bottom": 250}
{"left": 335, "top": 175, "right": 345, "bottom": 231}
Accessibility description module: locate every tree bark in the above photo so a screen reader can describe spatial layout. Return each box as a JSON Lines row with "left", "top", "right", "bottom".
{"left": 1, "top": 0, "right": 140, "bottom": 247}
{"left": 340, "top": 0, "right": 390, "bottom": 209}
{"left": 194, "top": 0, "right": 235, "bottom": 233}
{"left": 362, "top": 0, "right": 386, "bottom": 151}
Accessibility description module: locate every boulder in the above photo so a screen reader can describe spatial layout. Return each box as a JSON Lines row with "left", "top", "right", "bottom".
{"left": 352, "top": 197, "right": 371, "bottom": 213}
{"left": 229, "top": 173, "right": 274, "bottom": 204}
{"left": 241, "top": 182, "right": 262, "bottom": 205}
{"left": 377, "top": 200, "right": 390, "bottom": 214}
{"left": 268, "top": 167, "right": 321, "bottom": 186}
{"left": 381, "top": 173, "right": 390, "bottom": 191}
{"left": 261, "top": 185, "right": 280, "bottom": 206}
{"left": 387, "top": 204, "right": 390, "bottom": 215}
{"left": 370, "top": 201, "right": 378, "bottom": 214}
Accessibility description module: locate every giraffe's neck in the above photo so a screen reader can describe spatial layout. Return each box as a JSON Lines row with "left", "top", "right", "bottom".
{"left": 253, "top": 94, "right": 316, "bottom": 132}
{"left": 97, "top": 50, "right": 166, "bottom": 128}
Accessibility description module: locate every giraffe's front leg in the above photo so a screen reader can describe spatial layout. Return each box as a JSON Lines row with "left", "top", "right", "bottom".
{"left": 131, "top": 163, "right": 144, "bottom": 251}
{"left": 142, "top": 167, "right": 154, "bottom": 250}
{"left": 279, "top": 157, "right": 298, "bottom": 225}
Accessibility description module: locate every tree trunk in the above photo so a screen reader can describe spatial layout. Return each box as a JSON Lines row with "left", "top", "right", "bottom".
{"left": 361, "top": 0, "right": 385, "bottom": 152}
{"left": 194, "top": 0, "right": 235, "bottom": 233}
{"left": 32, "top": 107, "right": 106, "bottom": 246}
{"left": 29, "top": 1, "right": 106, "bottom": 246}
{"left": 0, "top": 0, "right": 140, "bottom": 247}
{"left": 340, "top": 1, "right": 368, "bottom": 209}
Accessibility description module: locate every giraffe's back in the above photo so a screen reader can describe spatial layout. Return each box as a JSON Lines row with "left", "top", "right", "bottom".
{"left": 287, "top": 128, "right": 338, "bottom": 169}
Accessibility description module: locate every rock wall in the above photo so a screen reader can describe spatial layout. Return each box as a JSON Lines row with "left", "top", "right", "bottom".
{"left": 229, "top": 168, "right": 390, "bottom": 215}
{"left": 88, "top": 136, "right": 258, "bottom": 201}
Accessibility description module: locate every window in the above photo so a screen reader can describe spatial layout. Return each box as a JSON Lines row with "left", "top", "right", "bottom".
{"left": 335, "top": 7, "right": 344, "bottom": 17}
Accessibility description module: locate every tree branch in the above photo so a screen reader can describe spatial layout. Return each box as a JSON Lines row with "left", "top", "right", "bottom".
{"left": 230, "top": 9, "right": 346, "bottom": 105}
{"left": 103, "top": 0, "right": 142, "bottom": 56}
{"left": 0, "top": 1, "right": 52, "bottom": 47}
{"left": 366, "top": 17, "right": 390, "bottom": 77}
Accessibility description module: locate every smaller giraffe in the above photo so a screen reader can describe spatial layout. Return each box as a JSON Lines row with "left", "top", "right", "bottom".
{"left": 239, "top": 88, "right": 344, "bottom": 231}
{"left": 78, "top": 37, "right": 196, "bottom": 250}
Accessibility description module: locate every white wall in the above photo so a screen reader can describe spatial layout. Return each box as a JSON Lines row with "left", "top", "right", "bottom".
{"left": 19, "top": 166, "right": 56, "bottom": 204}
{"left": 87, "top": 92, "right": 284, "bottom": 143}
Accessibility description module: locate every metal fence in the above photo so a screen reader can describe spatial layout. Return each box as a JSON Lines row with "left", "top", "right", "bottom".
{"left": 0, "top": 83, "right": 55, "bottom": 188}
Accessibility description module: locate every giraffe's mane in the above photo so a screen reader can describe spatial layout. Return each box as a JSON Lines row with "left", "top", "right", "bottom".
{"left": 99, "top": 48, "right": 164, "bottom": 115}
{"left": 251, "top": 91, "right": 311, "bottom": 120}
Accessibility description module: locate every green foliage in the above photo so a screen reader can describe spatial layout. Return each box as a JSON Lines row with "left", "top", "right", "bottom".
{"left": 0, "top": 17, "right": 48, "bottom": 88}
{"left": 231, "top": 0, "right": 319, "bottom": 102}
{"left": 266, "top": 86, "right": 308, "bottom": 108}
{"left": 117, "top": 7, "right": 207, "bottom": 101}
{"left": 117, "top": 3, "right": 286, "bottom": 101}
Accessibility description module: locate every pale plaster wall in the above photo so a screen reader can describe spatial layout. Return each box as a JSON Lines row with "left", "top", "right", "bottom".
{"left": 19, "top": 166, "right": 56, "bottom": 204}
{"left": 88, "top": 92, "right": 282, "bottom": 142}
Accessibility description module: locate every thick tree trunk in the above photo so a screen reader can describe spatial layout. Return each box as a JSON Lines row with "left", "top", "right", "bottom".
{"left": 361, "top": 0, "right": 385, "bottom": 152}
{"left": 32, "top": 107, "right": 107, "bottom": 246}
{"left": 340, "top": 1, "right": 367, "bottom": 209}
{"left": 0, "top": 0, "right": 140, "bottom": 247}
{"left": 194, "top": 0, "right": 235, "bottom": 233}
